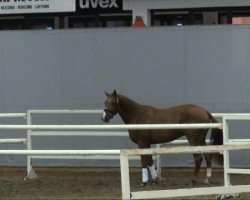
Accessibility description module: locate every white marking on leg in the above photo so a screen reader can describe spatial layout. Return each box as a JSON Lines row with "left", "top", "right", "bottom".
{"left": 206, "top": 168, "right": 212, "bottom": 178}
{"left": 142, "top": 168, "right": 148, "bottom": 183}
{"left": 205, "top": 167, "right": 212, "bottom": 184}
{"left": 102, "top": 111, "right": 106, "bottom": 119}
{"left": 148, "top": 164, "right": 158, "bottom": 180}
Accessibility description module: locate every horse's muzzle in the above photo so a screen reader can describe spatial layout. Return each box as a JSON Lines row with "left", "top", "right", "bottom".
{"left": 101, "top": 110, "right": 113, "bottom": 123}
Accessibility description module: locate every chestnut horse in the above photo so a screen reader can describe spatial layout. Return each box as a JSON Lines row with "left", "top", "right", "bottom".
{"left": 102, "top": 90, "right": 223, "bottom": 186}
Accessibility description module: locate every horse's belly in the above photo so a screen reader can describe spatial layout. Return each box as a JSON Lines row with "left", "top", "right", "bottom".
{"left": 149, "top": 130, "right": 184, "bottom": 144}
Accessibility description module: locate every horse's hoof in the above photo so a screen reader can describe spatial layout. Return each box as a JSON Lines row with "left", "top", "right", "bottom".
{"left": 152, "top": 178, "right": 159, "bottom": 186}
{"left": 141, "top": 182, "right": 147, "bottom": 186}
{"left": 191, "top": 178, "right": 197, "bottom": 187}
{"left": 204, "top": 178, "right": 211, "bottom": 185}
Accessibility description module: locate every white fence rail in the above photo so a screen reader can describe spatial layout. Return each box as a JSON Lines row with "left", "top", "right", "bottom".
{"left": 0, "top": 123, "right": 223, "bottom": 130}
{"left": 0, "top": 113, "right": 26, "bottom": 118}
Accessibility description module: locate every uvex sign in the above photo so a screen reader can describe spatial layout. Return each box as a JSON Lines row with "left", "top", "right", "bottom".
{"left": 77, "top": 0, "right": 122, "bottom": 12}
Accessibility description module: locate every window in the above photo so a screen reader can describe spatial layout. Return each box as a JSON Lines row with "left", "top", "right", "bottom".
{"left": 152, "top": 10, "right": 202, "bottom": 26}
{"left": 0, "top": 18, "right": 23, "bottom": 30}
{"left": 29, "top": 17, "right": 55, "bottom": 30}
{"left": 233, "top": 17, "right": 250, "bottom": 24}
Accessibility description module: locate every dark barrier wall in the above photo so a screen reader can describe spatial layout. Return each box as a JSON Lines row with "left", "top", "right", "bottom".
{"left": 0, "top": 26, "right": 249, "bottom": 167}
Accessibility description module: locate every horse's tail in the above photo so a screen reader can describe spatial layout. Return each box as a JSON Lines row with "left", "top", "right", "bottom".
{"left": 206, "top": 111, "right": 224, "bottom": 166}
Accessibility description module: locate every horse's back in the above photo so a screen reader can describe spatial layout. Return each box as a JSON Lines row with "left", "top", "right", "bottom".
{"left": 150, "top": 104, "right": 210, "bottom": 124}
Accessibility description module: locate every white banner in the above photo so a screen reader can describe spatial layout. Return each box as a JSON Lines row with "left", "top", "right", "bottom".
{"left": 0, "top": 0, "right": 75, "bottom": 14}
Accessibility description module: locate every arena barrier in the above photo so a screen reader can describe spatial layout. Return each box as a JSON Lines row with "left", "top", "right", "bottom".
{"left": 26, "top": 110, "right": 250, "bottom": 180}
{"left": 25, "top": 109, "right": 222, "bottom": 178}
{"left": 0, "top": 113, "right": 249, "bottom": 199}
{"left": 0, "top": 117, "right": 249, "bottom": 199}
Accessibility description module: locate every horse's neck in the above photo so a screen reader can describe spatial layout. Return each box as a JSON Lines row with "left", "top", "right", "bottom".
{"left": 118, "top": 95, "right": 142, "bottom": 124}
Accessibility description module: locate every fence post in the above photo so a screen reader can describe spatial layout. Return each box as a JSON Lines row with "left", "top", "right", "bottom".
{"left": 120, "top": 150, "right": 131, "bottom": 200}
{"left": 222, "top": 117, "right": 231, "bottom": 186}
{"left": 156, "top": 144, "right": 162, "bottom": 180}
{"left": 26, "top": 110, "right": 37, "bottom": 179}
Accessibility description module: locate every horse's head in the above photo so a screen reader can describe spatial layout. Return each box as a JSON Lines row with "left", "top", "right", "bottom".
{"left": 102, "top": 90, "right": 119, "bottom": 123}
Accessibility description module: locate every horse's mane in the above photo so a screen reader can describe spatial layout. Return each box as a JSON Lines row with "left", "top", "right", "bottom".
{"left": 118, "top": 94, "right": 140, "bottom": 106}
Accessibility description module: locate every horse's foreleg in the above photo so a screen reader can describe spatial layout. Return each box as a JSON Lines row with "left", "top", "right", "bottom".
{"left": 138, "top": 141, "right": 158, "bottom": 186}
{"left": 141, "top": 155, "right": 158, "bottom": 186}
{"left": 192, "top": 153, "right": 203, "bottom": 186}
{"left": 203, "top": 153, "right": 213, "bottom": 184}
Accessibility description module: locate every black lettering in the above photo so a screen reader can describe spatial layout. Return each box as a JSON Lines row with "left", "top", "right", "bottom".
{"left": 1, "top": 6, "right": 15, "bottom": 10}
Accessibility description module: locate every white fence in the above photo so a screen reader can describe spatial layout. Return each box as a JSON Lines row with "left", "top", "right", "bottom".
{"left": 25, "top": 110, "right": 250, "bottom": 180}
{"left": 25, "top": 109, "right": 220, "bottom": 179}
{"left": 0, "top": 110, "right": 249, "bottom": 199}
{"left": 120, "top": 145, "right": 250, "bottom": 199}
{"left": 120, "top": 114, "right": 250, "bottom": 199}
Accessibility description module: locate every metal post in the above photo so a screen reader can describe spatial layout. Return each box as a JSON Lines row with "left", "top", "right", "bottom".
{"left": 222, "top": 117, "right": 231, "bottom": 186}
{"left": 26, "top": 110, "right": 37, "bottom": 179}
{"left": 120, "top": 151, "right": 131, "bottom": 200}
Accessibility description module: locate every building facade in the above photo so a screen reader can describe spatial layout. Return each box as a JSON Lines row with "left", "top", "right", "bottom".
{"left": 1, "top": 0, "right": 250, "bottom": 30}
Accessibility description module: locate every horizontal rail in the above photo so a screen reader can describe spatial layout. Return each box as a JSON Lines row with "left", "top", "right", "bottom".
{"left": 226, "top": 139, "right": 250, "bottom": 145}
{"left": 0, "top": 150, "right": 120, "bottom": 156}
{"left": 213, "top": 113, "right": 250, "bottom": 117}
{"left": 28, "top": 110, "right": 103, "bottom": 114}
{"left": 0, "top": 139, "right": 27, "bottom": 144}
{"left": 227, "top": 168, "right": 250, "bottom": 174}
{"left": 30, "top": 131, "right": 129, "bottom": 136}
{"left": 0, "top": 111, "right": 248, "bottom": 119}
{"left": 122, "top": 144, "right": 250, "bottom": 156}
{"left": 0, "top": 123, "right": 222, "bottom": 131}
{"left": 0, "top": 113, "right": 26, "bottom": 118}
{"left": 130, "top": 185, "right": 250, "bottom": 199}
{"left": 224, "top": 115, "right": 250, "bottom": 120}
{"left": 28, "top": 110, "right": 250, "bottom": 117}
{"left": 31, "top": 155, "right": 141, "bottom": 160}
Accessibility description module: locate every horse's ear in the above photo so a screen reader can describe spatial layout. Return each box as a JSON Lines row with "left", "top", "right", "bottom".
{"left": 113, "top": 90, "right": 117, "bottom": 97}
{"left": 104, "top": 91, "right": 110, "bottom": 97}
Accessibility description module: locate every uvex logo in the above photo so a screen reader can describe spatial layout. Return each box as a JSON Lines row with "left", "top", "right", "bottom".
{"left": 79, "top": 0, "right": 118, "bottom": 9}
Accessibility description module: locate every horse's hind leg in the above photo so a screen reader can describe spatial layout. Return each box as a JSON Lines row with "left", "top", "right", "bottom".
{"left": 146, "top": 155, "right": 158, "bottom": 185}
{"left": 192, "top": 153, "right": 203, "bottom": 186}
{"left": 186, "top": 131, "right": 207, "bottom": 186}
{"left": 203, "top": 153, "right": 213, "bottom": 184}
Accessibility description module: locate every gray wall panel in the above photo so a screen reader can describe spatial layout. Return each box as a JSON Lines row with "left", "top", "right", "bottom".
{"left": 61, "top": 30, "right": 122, "bottom": 108}
{"left": 0, "top": 38, "right": 5, "bottom": 112}
{"left": 122, "top": 28, "right": 185, "bottom": 107}
{"left": 1, "top": 32, "right": 62, "bottom": 111}
{"left": 185, "top": 26, "right": 250, "bottom": 111}
{"left": 0, "top": 26, "right": 249, "bottom": 167}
